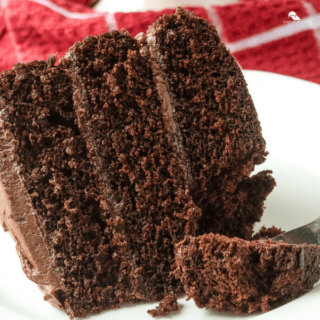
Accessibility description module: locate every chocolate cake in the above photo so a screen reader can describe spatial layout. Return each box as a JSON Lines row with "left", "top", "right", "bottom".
{"left": 0, "top": 7, "right": 276, "bottom": 319}
{"left": 174, "top": 233, "right": 320, "bottom": 314}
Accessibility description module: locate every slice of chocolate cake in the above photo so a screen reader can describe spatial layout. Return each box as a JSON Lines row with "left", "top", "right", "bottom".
{"left": 174, "top": 233, "right": 320, "bottom": 314}
{"left": 0, "top": 7, "right": 276, "bottom": 319}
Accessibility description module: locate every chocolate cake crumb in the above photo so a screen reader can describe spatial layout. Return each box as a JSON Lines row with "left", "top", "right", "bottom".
{"left": 252, "top": 225, "right": 284, "bottom": 240}
{"left": 147, "top": 294, "right": 180, "bottom": 317}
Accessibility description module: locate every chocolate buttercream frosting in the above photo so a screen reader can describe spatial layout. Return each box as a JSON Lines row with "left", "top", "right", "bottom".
{"left": 0, "top": 125, "right": 60, "bottom": 288}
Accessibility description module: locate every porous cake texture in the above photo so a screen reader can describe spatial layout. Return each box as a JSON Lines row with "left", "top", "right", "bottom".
{"left": 0, "top": 7, "right": 276, "bottom": 319}
{"left": 174, "top": 233, "right": 320, "bottom": 314}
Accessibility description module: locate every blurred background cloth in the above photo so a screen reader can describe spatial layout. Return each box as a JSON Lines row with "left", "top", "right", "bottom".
{"left": 0, "top": 0, "right": 320, "bottom": 84}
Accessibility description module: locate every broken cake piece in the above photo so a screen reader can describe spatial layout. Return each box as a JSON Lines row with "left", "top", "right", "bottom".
{"left": 174, "top": 233, "right": 320, "bottom": 314}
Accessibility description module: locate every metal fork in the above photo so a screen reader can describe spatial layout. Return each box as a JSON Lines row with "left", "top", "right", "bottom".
{"left": 271, "top": 216, "right": 320, "bottom": 245}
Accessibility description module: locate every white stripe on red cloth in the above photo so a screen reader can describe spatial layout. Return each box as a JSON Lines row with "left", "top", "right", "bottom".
{"left": 206, "top": 6, "right": 226, "bottom": 44}
{"left": 5, "top": 0, "right": 320, "bottom": 59}
{"left": 226, "top": 13, "right": 320, "bottom": 53}
{"left": 303, "top": 1, "right": 320, "bottom": 58}
{"left": 303, "top": 1, "right": 318, "bottom": 15}
{"left": 29, "top": 0, "right": 105, "bottom": 19}
{"left": 0, "top": 0, "right": 9, "bottom": 8}
{"left": 105, "top": 12, "right": 117, "bottom": 32}
{"left": 2, "top": 2, "right": 21, "bottom": 61}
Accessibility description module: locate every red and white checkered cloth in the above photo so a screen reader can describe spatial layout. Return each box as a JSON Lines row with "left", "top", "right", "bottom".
{"left": 1, "top": 0, "right": 320, "bottom": 84}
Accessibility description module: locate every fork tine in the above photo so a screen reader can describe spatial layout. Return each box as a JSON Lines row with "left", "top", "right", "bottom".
{"left": 271, "top": 216, "right": 320, "bottom": 245}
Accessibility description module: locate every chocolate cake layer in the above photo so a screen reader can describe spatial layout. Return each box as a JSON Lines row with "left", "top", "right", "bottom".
{"left": 64, "top": 30, "right": 200, "bottom": 306}
{"left": 0, "top": 57, "right": 119, "bottom": 318}
{"left": 175, "top": 233, "right": 320, "bottom": 314}
{"left": 145, "top": 8, "right": 275, "bottom": 239}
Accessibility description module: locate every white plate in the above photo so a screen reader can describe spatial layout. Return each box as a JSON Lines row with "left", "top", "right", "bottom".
{"left": 0, "top": 70, "right": 320, "bottom": 320}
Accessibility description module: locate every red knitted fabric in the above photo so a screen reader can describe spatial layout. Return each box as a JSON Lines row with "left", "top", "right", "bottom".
{"left": 215, "top": 0, "right": 320, "bottom": 83}
{"left": 0, "top": 7, "right": 16, "bottom": 71}
{"left": 0, "top": 0, "right": 320, "bottom": 85}
{"left": 4, "top": 0, "right": 106, "bottom": 63}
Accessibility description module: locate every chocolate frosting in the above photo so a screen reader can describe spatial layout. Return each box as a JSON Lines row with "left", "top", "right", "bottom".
{"left": 0, "top": 109, "right": 62, "bottom": 292}
{"left": 135, "top": 32, "right": 194, "bottom": 190}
